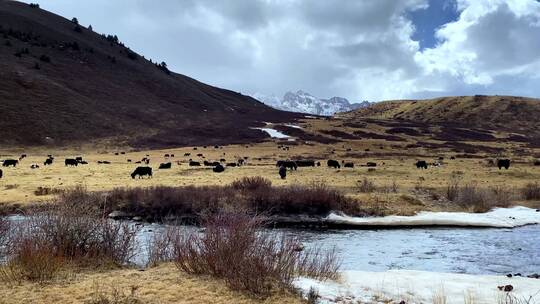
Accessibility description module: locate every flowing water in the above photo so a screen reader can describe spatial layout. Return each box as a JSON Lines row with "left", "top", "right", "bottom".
{"left": 4, "top": 215, "right": 540, "bottom": 275}
{"left": 134, "top": 223, "right": 540, "bottom": 275}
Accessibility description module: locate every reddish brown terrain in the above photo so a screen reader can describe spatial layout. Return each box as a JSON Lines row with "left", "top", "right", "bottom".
{"left": 0, "top": 0, "right": 301, "bottom": 148}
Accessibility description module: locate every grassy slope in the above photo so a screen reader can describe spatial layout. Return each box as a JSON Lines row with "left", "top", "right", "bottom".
{"left": 344, "top": 95, "right": 540, "bottom": 136}
{"left": 0, "top": 0, "right": 300, "bottom": 148}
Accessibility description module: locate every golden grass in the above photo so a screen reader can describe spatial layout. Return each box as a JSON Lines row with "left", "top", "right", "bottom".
{"left": 1, "top": 130, "right": 540, "bottom": 215}
{"left": 0, "top": 264, "right": 303, "bottom": 304}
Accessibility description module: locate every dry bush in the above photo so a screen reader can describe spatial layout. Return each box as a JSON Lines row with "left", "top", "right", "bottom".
{"left": 0, "top": 238, "right": 63, "bottom": 284}
{"left": 146, "top": 227, "right": 176, "bottom": 267}
{"left": 1, "top": 203, "right": 139, "bottom": 283}
{"left": 521, "top": 182, "right": 540, "bottom": 200}
{"left": 445, "top": 182, "right": 514, "bottom": 213}
{"left": 231, "top": 176, "right": 272, "bottom": 192}
{"left": 83, "top": 181, "right": 363, "bottom": 220}
{"left": 356, "top": 178, "right": 376, "bottom": 193}
{"left": 171, "top": 213, "right": 340, "bottom": 297}
{"left": 34, "top": 186, "right": 62, "bottom": 196}
{"left": 88, "top": 282, "right": 143, "bottom": 304}
{"left": 0, "top": 216, "right": 9, "bottom": 250}
{"left": 261, "top": 182, "right": 361, "bottom": 216}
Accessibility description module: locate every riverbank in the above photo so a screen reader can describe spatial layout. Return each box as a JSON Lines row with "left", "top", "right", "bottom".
{"left": 0, "top": 263, "right": 302, "bottom": 304}
{"left": 295, "top": 270, "right": 540, "bottom": 304}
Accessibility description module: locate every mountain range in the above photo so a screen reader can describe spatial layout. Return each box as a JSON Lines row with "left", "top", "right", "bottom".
{"left": 251, "top": 90, "right": 370, "bottom": 116}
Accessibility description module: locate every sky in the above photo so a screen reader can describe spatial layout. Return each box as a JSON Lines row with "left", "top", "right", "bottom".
{"left": 23, "top": 0, "right": 540, "bottom": 102}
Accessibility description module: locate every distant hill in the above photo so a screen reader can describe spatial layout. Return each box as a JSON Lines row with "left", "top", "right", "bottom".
{"left": 251, "top": 90, "right": 370, "bottom": 116}
{"left": 0, "top": 1, "right": 300, "bottom": 148}
{"left": 342, "top": 95, "right": 540, "bottom": 137}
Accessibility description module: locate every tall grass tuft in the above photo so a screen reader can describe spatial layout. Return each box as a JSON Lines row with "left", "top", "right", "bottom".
{"left": 521, "top": 182, "right": 540, "bottom": 200}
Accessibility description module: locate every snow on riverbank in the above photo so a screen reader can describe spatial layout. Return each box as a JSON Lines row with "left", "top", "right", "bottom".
{"left": 295, "top": 270, "right": 540, "bottom": 304}
{"left": 327, "top": 206, "right": 540, "bottom": 228}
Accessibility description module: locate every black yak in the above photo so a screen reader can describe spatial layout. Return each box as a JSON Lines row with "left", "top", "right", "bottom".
{"left": 296, "top": 160, "right": 316, "bottom": 167}
{"left": 131, "top": 166, "right": 152, "bottom": 179}
{"left": 416, "top": 160, "right": 428, "bottom": 169}
{"left": 189, "top": 161, "right": 201, "bottom": 166}
{"left": 65, "top": 159, "right": 78, "bottom": 166}
{"left": 327, "top": 159, "right": 340, "bottom": 169}
{"left": 279, "top": 165, "right": 287, "bottom": 179}
{"left": 213, "top": 164, "right": 225, "bottom": 173}
{"left": 498, "top": 159, "right": 510, "bottom": 170}
{"left": 2, "top": 159, "right": 18, "bottom": 167}
{"left": 159, "top": 162, "right": 172, "bottom": 169}
{"left": 344, "top": 162, "right": 354, "bottom": 168}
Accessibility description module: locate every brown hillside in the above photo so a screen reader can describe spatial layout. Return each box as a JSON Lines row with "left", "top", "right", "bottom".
{"left": 0, "top": 1, "right": 300, "bottom": 148}
{"left": 343, "top": 95, "right": 540, "bottom": 136}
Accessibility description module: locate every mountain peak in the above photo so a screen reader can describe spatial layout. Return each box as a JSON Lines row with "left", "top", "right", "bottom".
{"left": 251, "top": 90, "right": 371, "bottom": 116}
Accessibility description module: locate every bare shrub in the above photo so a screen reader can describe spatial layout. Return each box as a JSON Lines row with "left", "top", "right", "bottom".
{"left": 445, "top": 181, "right": 514, "bottom": 213}
{"left": 1, "top": 203, "right": 139, "bottom": 283}
{"left": 521, "top": 182, "right": 540, "bottom": 200}
{"left": 34, "top": 186, "right": 62, "bottom": 196}
{"left": 88, "top": 282, "right": 142, "bottom": 304}
{"left": 0, "top": 217, "right": 9, "bottom": 250}
{"left": 0, "top": 237, "right": 63, "bottom": 284}
{"left": 171, "top": 213, "right": 340, "bottom": 296}
{"left": 356, "top": 178, "right": 376, "bottom": 193}
{"left": 446, "top": 178, "right": 460, "bottom": 202}
{"left": 146, "top": 227, "right": 176, "bottom": 267}
{"left": 231, "top": 176, "right": 272, "bottom": 192}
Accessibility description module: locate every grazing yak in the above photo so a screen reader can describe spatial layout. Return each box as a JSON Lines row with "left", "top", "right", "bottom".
{"left": 276, "top": 160, "right": 297, "bottom": 170}
{"left": 30, "top": 164, "right": 39, "bottom": 169}
{"left": 366, "top": 162, "right": 377, "bottom": 167}
{"left": 2, "top": 159, "right": 18, "bottom": 167}
{"left": 131, "top": 166, "right": 153, "bottom": 179}
{"left": 238, "top": 159, "right": 245, "bottom": 166}
{"left": 226, "top": 163, "right": 237, "bottom": 167}
{"left": 498, "top": 159, "right": 510, "bottom": 170}
{"left": 279, "top": 165, "right": 287, "bottom": 179}
{"left": 327, "top": 159, "right": 340, "bottom": 169}
{"left": 344, "top": 162, "right": 354, "bottom": 168}
{"left": 0, "top": 169, "right": 2, "bottom": 179}
{"left": 184, "top": 153, "right": 191, "bottom": 157}
{"left": 159, "top": 162, "right": 172, "bottom": 169}
{"left": 296, "top": 160, "right": 315, "bottom": 167}
{"left": 416, "top": 160, "right": 428, "bottom": 169}
{"left": 213, "top": 164, "right": 225, "bottom": 173}
{"left": 65, "top": 159, "right": 78, "bottom": 166}
{"left": 97, "top": 161, "right": 111, "bottom": 164}
{"left": 189, "top": 161, "right": 201, "bottom": 166}
{"left": 19, "top": 154, "right": 27, "bottom": 160}
{"left": 44, "top": 157, "right": 53, "bottom": 166}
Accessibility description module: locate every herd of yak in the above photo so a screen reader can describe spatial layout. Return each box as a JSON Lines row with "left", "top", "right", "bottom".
{"left": 0, "top": 149, "right": 513, "bottom": 181}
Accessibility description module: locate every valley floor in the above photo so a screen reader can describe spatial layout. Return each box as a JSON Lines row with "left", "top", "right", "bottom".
{"left": 1, "top": 138, "right": 540, "bottom": 216}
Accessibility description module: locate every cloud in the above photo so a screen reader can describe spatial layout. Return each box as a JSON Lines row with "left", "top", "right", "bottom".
{"left": 22, "top": 0, "right": 540, "bottom": 101}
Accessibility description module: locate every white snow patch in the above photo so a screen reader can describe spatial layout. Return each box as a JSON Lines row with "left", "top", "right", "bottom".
{"left": 285, "top": 124, "right": 303, "bottom": 129}
{"left": 327, "top": 206, "right": 540, "bottom": 228}
{"left": 295, "top": 270, "right": 540, "bottom": 304}
{"left": 254, "top": 128, "right": 291, "bottom": 139}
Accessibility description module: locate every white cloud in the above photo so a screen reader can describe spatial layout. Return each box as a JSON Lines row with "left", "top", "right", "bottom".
{"left": 416, "top": 0, "right": 540, "bottom": 92}
{"left": 21, "top": 0, "right": 540, "bottom": 101}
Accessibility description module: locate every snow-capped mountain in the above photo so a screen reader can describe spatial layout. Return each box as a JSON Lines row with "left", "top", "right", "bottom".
{"left": 251, "top": 90, "right": 370, "bottom": 116}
